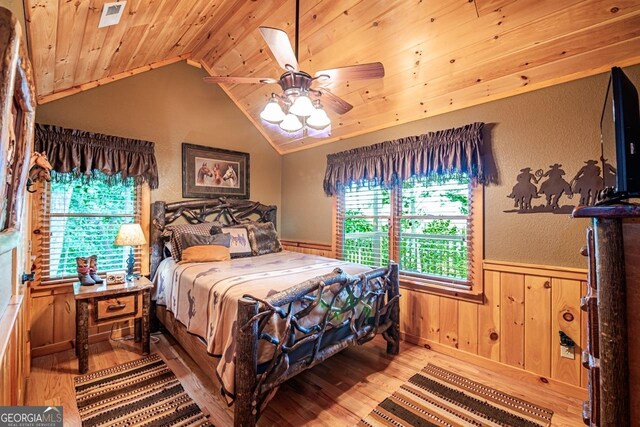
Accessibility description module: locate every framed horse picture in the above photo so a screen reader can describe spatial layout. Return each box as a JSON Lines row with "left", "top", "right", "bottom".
{"left": 181, "top": 143, "right": 250, "bottom": 199}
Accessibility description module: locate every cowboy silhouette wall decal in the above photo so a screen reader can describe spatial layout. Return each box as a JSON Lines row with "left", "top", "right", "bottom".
{"left": 505, "top": 158, "right": 616, "bottom": 214}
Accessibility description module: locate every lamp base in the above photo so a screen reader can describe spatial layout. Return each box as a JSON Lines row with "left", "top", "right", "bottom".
{"left": 126, "top": 247, "right": 136, "bottom": 280}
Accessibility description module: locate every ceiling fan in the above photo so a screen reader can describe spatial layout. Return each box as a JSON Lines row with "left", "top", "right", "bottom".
{"left": 202, "top": 1, "right": 384, "bottom": 134}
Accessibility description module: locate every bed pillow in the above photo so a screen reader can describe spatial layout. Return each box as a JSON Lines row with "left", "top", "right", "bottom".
{"left": 221, "top": 227, "right": 252, "bottom": 258}
{"left": 245, "top": 222, "right": 282, "bottom": 256}
{"left": 180, "top": 233, "right": 231, "bottom": 263}
{"left": 162, "top": 221, "right": 222, "bottom": 261}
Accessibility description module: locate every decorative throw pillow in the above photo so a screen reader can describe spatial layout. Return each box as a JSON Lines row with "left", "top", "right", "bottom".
{"left": 162, "top": 221, "right": 222, "bottom": 261}
{"left": 221, "top": 227, "right": 252, "bottom": 258}
{"left": 180, "top": 233, "right": 231, "bottom": 263}
{"left": 245, "top": 222, "right": 282, "bottom": 256}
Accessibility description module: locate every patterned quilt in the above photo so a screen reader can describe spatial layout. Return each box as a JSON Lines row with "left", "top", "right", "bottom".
{"left": 153, "top": 251, "right": 374, "bottom": 400}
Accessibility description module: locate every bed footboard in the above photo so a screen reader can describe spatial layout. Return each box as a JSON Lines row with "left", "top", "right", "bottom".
{"left": 235, "top": 262, "right": 400, "bottom": 426}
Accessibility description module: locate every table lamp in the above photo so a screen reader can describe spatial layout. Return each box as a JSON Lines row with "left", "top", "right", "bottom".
{"left": 114, "top": 223, "right": 147, "bottom": 280}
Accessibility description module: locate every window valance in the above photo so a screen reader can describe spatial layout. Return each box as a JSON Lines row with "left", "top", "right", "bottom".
{"left": 35, "top": 124, "right": 159, "bottom": 189}
{"left": 323, "top": 122, "right": 485, "bottom": 196}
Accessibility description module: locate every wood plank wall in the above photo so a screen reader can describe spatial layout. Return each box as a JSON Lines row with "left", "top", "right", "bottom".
{"left": 30, "top": 285, "right": 136, "bottom": 357}
{"left": 280, "top": 240, "right": 334, "bottom": 258}
{"left": 282, "top": 241, "right": 588, "bottom": 391}
{"left": 0, "top": 296, "right": 27, "bottom": 405}
{"left": 401, "top": 261, "right": 587, "bottom": 391}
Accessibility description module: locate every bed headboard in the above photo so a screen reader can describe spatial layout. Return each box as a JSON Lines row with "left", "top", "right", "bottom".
{"left": 149, "top": 198, "right": 277, "bottom": 279}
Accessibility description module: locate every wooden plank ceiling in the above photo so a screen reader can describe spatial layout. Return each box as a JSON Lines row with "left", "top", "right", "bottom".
{"left": 26, "top": 0, "right": 640, "bottom": 154}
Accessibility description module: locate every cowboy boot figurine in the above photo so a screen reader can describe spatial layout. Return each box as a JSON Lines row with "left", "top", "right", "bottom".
{"left": 88, "top": 255, "right": 103, "bottom": 284}
{"left": 76, "top": 257, "right": 95, "bottom": 286}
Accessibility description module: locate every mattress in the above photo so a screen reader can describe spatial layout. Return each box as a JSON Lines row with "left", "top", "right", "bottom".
{"left": 153, "top": 250, "right": 376, "bottom": 400}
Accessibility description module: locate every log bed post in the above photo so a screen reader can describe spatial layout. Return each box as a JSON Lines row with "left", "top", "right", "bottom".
{"left": 150, "top": 201, "right": 166, "bottom": 279}
{"left": 235, "top": 297, "right": 259, "bottom": 427}
{"left": 386, "top": 262, "right": 400, "bottom": 355}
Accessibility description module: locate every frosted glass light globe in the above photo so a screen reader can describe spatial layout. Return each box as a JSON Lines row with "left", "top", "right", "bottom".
{"left": 260, "top": 99, "right": 285, "bottom": 123}
{"left": 279, "top": 113, "right": 303, "bottom": 132}
{"left": 289, "top": 95, "right": 315, "bottom": 117}
{"left": 307, "top": 106, "right": 331, "bottom": 129}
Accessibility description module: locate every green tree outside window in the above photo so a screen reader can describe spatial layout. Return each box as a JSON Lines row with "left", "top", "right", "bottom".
{"left": 47, "top": 175, "right": 136, "bottom": 279}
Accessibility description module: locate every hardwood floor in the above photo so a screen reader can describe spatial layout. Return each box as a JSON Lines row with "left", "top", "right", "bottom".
{"left": 26, "top": 334, "right": 585, "bottom": 426}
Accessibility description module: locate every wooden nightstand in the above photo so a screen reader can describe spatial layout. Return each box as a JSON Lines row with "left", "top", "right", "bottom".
{"left": 73, "top": 277, "right": 153, "bottom": 374}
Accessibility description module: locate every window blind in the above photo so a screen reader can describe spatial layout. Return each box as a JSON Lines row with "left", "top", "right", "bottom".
{"left": 339, "top": 185, "right": 391, "bottom": 268}
{"left": 337, "top": 176, "right": 473, "bottom": 290}
{"left": 396, "top": 176, "right": 471, "bottom": 288}
{"left": 37, "top": 177, "right": 141, "bottom": 286}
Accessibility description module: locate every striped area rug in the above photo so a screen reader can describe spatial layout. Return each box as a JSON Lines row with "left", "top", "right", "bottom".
{"left": 360, "top": 364, "right": 553, "bottom": 427}
{"left": 74, "top": 354, "right": 212, "bottom": 427}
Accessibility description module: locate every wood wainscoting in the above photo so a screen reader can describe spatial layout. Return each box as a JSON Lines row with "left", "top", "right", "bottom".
{"left": 281, "top": 240, "right": 334, "bottom": 258}
{"left": 0, "top": 295, "right": 27, "bottom": 405}
{"left": 400, "top": 260, "right": 588, "bottom": 393}
{"left": 30, "top": 284, "right": 136, "bottom": 357}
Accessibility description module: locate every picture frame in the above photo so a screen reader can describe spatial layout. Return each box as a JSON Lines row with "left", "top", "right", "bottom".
{"left": 0, "top": 13, "right": 35, "bottom": 236}
{"left": 182, "top": 143, "right": 250, "bottom": 199}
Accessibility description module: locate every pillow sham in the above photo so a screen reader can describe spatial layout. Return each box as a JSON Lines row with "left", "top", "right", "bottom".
{"left": 245, "top": 222, "right": 282, "bottom": 256}
{"left": 162, "top": 221, "right": 222, "bottom": 261}
{"left": 221, "top": 227, "right": 252, "bottom": 258}
{"left": 180, "top": 233, "right": 231, "bottom": 263}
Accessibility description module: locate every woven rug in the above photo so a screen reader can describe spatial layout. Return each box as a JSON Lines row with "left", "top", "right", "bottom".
{"left": 359, "top": 364, "right": 553, "bottom": 427}
{"left": 74, "top": 354, "right": 212, "bottom": 427}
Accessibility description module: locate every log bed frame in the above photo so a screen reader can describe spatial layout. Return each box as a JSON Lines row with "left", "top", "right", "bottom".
{"left": 149, "top": 198, "right": 400, "bottom": 426}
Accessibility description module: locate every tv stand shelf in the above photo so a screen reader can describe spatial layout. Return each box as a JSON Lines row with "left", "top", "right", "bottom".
{"left": 573, "top": 204, "right": 640, "bottom": 218}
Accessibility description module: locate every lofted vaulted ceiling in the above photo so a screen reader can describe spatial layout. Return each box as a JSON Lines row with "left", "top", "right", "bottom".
{"left": 26, "top": 0, "right": 640, "bottom": 154}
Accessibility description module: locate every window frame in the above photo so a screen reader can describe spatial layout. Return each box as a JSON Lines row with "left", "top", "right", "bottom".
{"left": 32, "top": 179, "right": 150, "bottom": 288}
{"left": 335, "top": 180, "right": 484, "bottom": 301}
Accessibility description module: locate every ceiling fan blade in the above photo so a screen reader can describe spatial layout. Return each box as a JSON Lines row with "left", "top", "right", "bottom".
{"left": 203, "top": 76, "right": 278, "bottom": 85}
{"left": 314, "top": 62, "right": 385, "bottom": 81}
{"left": 313, "top": 88, "right": 353, "bottom": 115}
{"left": 259, "top": 27, "right": 299, "bottom": 71}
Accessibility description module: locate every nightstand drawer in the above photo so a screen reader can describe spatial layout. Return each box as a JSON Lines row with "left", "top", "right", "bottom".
{"left": 94, "top": 294, "right": 139, "bottom": 322}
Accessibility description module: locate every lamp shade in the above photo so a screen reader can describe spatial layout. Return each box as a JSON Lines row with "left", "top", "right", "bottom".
{"left": 307, "top": 105, "right": 331, "bottom": 129}
{"left": 279, "top": 113, "right": 303, "bottom": 132}
{"left": 114, "top": 223, "right": 147, "bottom": 246}
{"left": 289, "top": 95, "right": 315, "bottom": 117}
{"left": 260, "top": 98, "right": 285, "bottom": 123}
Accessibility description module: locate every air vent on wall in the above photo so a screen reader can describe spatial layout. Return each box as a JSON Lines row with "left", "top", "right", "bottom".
{"left": 98, "top": 1, "right": 127, "bottom": 28}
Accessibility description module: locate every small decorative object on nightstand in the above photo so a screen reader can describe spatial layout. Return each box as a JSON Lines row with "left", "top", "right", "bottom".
{"left": 114, "top": 223, "right": 147, "bottom": 280}
{"left": 105, "top": 270, "right": 126, "bottom": 285}
{"left": 73, "top": 276, "right": 153, "bottom": 374}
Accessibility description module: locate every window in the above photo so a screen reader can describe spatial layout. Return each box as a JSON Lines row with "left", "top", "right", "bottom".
{"left": 340, "top": 185, "right": 390, "bottom": 268}
{"left": 337, "top": 175, "right": 482, "bottom": 292}
{"left": 37, "top": 175, "right": 140, "bottom": 285}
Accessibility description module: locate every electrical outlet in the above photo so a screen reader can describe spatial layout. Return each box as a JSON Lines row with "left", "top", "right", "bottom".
{"left": 560, "top": 345, "right": 575, "bottom": 359}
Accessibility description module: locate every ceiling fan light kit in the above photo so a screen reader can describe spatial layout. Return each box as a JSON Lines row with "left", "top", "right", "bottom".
{"left": 203, "top": 0, "right": 385, "bottom": 139}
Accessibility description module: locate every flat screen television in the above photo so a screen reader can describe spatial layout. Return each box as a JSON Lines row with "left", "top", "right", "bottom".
{"left": 611, "top": 66, "right": 640, "bottom": 197}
